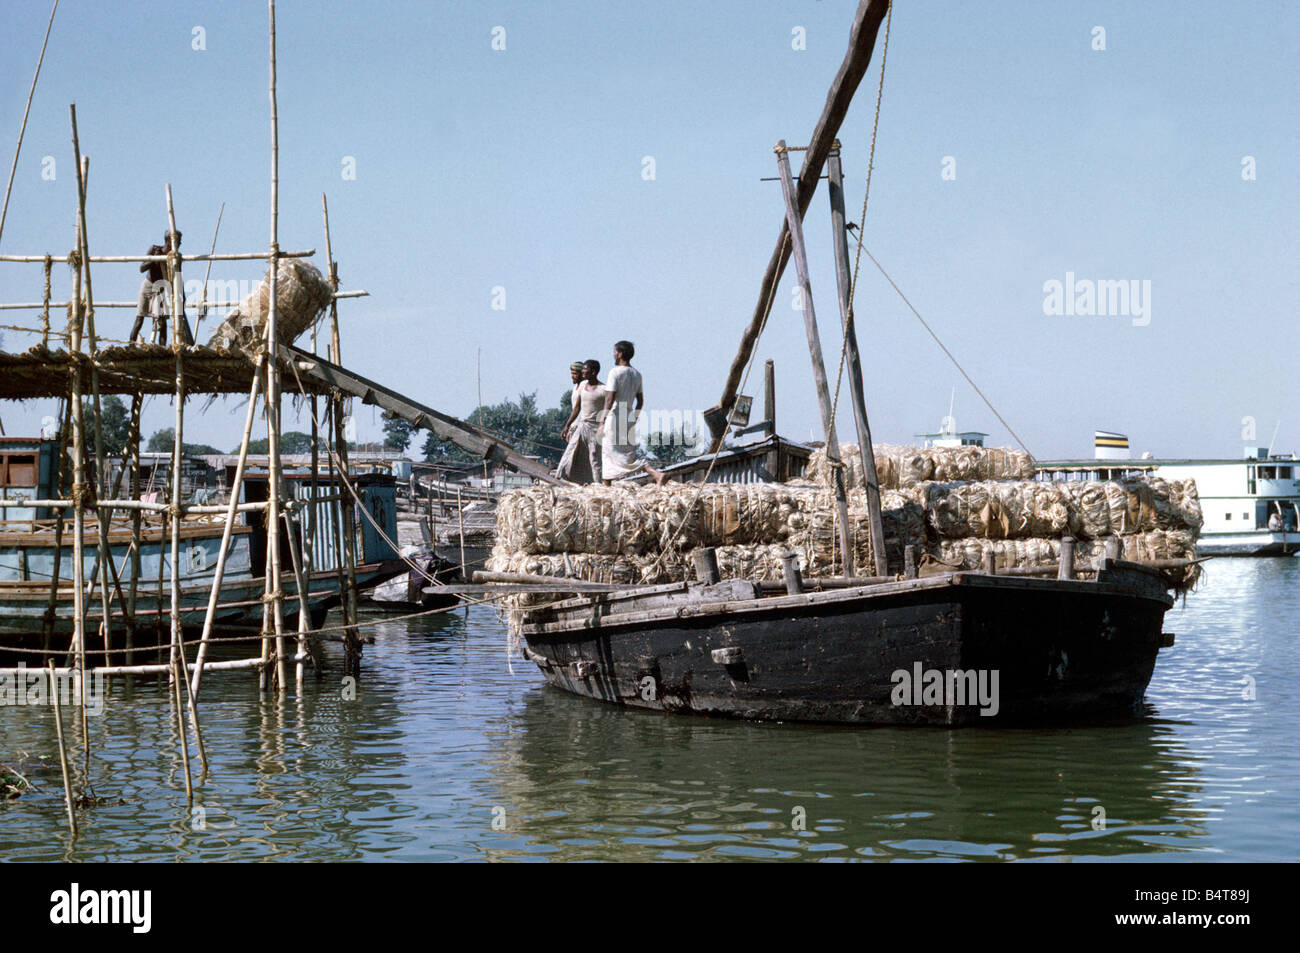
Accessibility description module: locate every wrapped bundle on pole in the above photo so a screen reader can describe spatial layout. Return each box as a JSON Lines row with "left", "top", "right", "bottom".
{"left": 207, "top": 258, "right": 333, "bottom": 351}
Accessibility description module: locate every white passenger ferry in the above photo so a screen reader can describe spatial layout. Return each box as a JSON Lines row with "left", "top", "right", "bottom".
{"left": 1037, "top": 432, "right": 1300, "bottom": 556}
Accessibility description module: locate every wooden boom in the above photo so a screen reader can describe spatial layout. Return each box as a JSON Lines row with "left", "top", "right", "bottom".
{"left": 279, "top": 343, "right": 562, "bottom": 484}
{"left": 704, "top": 0, "right": 890, "bottom": 449}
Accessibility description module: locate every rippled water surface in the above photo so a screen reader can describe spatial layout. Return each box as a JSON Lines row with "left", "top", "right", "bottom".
{"left": 1, "top": 559, "right": 1295, "bottom": 861}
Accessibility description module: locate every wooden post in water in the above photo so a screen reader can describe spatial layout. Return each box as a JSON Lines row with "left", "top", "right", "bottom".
{"left": 826, "top": 141, "right": 888, "bottom": 577}
{"left": 774, "top": 140, "right": 855, "bottom": 575}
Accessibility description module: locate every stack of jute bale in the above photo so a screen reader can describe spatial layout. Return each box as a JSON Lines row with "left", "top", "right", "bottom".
{"left": 485, "top": 444, "right": 1203, "bottom": 591}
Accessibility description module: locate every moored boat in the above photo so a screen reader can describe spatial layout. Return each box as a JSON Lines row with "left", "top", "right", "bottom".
{"left": 517, "top": 557, "right": 1179, "bottom": 725}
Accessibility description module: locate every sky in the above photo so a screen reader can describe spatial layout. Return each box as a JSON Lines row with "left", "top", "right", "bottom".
{"left": 0, "top": 0, "right": 1296, "bottom": 460}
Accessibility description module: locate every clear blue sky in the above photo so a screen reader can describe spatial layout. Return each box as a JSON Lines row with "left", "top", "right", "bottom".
{"left": 1, "top": 0, "right": 1296, "bottom": 459}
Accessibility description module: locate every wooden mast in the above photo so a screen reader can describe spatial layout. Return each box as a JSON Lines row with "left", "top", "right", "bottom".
{"left": 827, "top": 141, "right": 887, "bottom": 576}
{"left": 774, "top": 141, "right": 855, "bottom": 574}
{"left": 704, "top": 0, "right": 890, "bottom": 451}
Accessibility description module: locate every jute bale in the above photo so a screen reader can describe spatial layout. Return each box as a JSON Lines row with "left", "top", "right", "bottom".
{"left": 782, "top": 488, "right": 925, "bottom": 575}
{"left": 918, "top": 481, "right": 1070, "bottom": 539}
{"left": 207, "top": 258, "right": 334, "bottom": 351}
{"left": 927, "top": 530, "right": 1197, "bottom": 577}
{"left": 927, "top": 537, "right": 1061, "bottom": 571}
{"left": 486, "top": 543, "right": 801, "bottom": 586}
{"left": 495, "top": 485, "right": 658, "bottom": 555}
{"left": 806, "top": 443, "right": 1034, "bottom": 490}
{"left": 1061, "top": 481, "right": 1112, "bottom": 539}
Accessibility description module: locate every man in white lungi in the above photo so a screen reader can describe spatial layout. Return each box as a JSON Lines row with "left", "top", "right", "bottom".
{"left": 598, "top": 340, "right": 665, "bottom": 485}
{"left": 555, "top": 359, "right": 604, "bottom": 484}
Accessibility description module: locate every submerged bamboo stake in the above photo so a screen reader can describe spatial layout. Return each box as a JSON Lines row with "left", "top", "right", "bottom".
{"left": 48, "top": 661, "right": 78, "bottom": 838}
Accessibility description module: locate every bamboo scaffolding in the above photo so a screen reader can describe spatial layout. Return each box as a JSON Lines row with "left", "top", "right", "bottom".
{"left": 0, "top": 0, "right": 368, "bottom": 699}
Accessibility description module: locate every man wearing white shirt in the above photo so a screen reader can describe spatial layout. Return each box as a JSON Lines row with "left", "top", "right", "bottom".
{"left": 598, "top": 340, "right": 665, "bottom": 485}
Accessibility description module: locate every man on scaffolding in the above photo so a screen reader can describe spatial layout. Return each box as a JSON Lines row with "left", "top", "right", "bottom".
{"left": 129, "top": 230, "right": 193, "bottom": 345}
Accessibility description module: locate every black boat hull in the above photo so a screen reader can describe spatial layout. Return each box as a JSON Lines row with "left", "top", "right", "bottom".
{"left": 522, "top": 569, "right": 1174, "bottom": 726}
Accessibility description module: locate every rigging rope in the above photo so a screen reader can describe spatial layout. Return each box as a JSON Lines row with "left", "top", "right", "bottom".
{"left": 861, "top": 245, "right": 1036, "bottom": 462}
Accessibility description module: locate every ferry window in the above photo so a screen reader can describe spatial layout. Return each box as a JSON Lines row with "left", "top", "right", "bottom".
{"left": 1280, "top": 467, "right": 1294, "bottom": 479}
{"left": 1260, "top": 466, "right": 1276, "bottom": 480}
{"left": 1225, "top": 513, "right": 1232, "bottom": 520}
{"left": 1244, "top": 513, "right": 1250, "bottom": 520}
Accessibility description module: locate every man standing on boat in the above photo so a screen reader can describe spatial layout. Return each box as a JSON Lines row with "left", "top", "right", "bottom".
{"left": 555, "top": 359, "right": 604, "bottom": 484}
{"left": 599, "top": 340, "right": 665, "bottom": 485}
{"left": 566, "top": 360, "right": 585, "bottom": 409}
{"left": 129, "top": 230, "right": 193, "bottom": 346}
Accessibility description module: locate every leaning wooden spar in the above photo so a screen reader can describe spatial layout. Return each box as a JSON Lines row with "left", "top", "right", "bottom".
{"left": 505, "top": 0, "right": 1196, "bottom": 726}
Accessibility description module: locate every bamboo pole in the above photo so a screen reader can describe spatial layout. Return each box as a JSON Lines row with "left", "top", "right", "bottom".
{"left": 0, "top": 249, "right": 315, "bottom": 263}
{"left": 41, "top": 397, "right": 71, "bottom": 658}
{"left": 48, "top": 661, "right": 77, "bottom": 838}
{"left": 192, "top": 201, "right": 224, "bottom": 340}
{"left": 283, "top": 508, "right": 313, "bottom": 688}
{"left": 0, "top": 0, "right": 59, "bottom": 249}
{"left": 264, "top": 0, "right": 288, "bottom": 692}
{"left": 190, "top": 355, "right": 264, "bottom": 699}
{"left": 774, "top": 140, "right": 855, "bottom": 574}
{"left": 322, "top": 193, "right": 361, "bottom": 677}
{"left": 70, "top": 109, "right": 120, "bottom": 664}
{"left": 65, "top": 213, "right": 91, "bottom": 787}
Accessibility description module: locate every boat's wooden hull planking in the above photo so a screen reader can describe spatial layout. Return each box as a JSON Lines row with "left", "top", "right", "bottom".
{"left": 522, "top": 571, "right": 1173, "bottom": 725}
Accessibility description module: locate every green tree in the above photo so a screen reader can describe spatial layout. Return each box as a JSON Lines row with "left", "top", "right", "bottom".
{"left": 146, "top": 428, "right": 222, "bottom": 456}
{"left": 382, "top": 413, "right": 414, "bottom": 452}
{"left": 147, "top": 428, "right": 174, "bottom": 453}
{"left": 92, "top": 395, "right": 131, "bottom": 456}
{"left": 238, "top": 431, "right": 316, "bottom": 455}
{"left": 422, "top": 391, "right": 568, "bottom": 466}
{"left": 644, "top": 417, "right": 702, "bottom": 465}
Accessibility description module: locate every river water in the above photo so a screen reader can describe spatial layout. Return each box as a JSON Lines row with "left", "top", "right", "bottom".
{"left": 0, "top": 559, "right": 1295, "bottom": 862}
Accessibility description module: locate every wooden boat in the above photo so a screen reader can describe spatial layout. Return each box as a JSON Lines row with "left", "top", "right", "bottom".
{"left": 508, "top": 0, "right": 1195, "bottom": 726}
{"left": 0, "top": 438, "right": 406, "bottom": 654}
{"left": 518, "top": 559, "right": 1178, "bottom": 725}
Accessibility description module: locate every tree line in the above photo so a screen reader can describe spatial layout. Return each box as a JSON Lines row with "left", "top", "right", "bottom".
{"left": 84, "top": 391, "right": 701, "bottom": 466}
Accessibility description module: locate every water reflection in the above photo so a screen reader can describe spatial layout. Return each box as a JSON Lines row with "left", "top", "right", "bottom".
{"left": 473, "top": 686, "right": 1212, "bottom": 861}
{"left": 0, "top": 559, "right": 1293, "bottom": 861}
